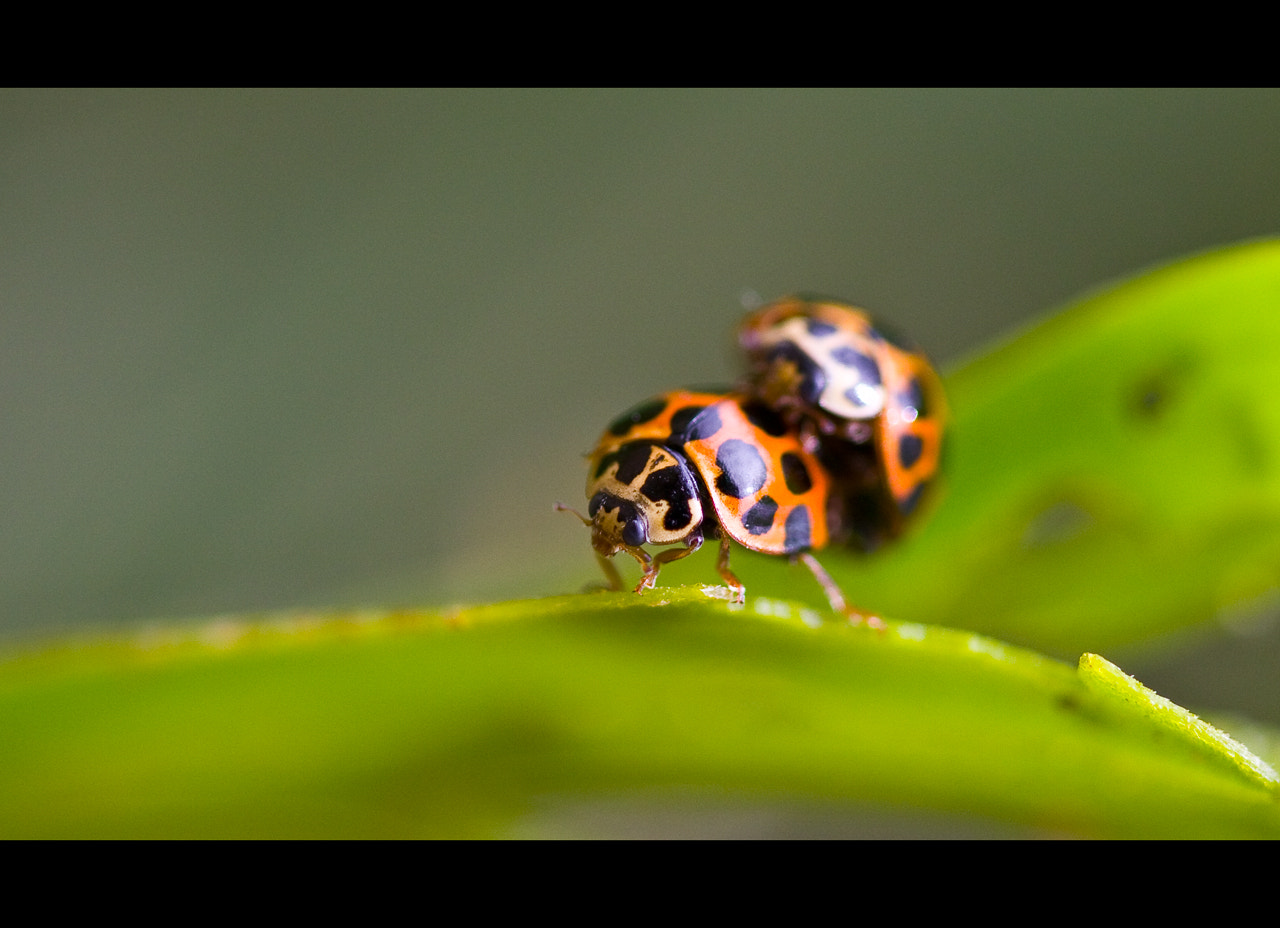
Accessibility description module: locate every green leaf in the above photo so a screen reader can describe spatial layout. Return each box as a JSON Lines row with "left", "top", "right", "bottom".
{"left": 0, "top": 593, "right": 1276, "bottom": 838}
{"left": 4, "top": 239, "right": 1280, "bottom": 837}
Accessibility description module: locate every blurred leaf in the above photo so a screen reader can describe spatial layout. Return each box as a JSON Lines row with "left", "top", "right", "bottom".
{"left": 1, "top": 593, "right": 1276, "bottom": 838}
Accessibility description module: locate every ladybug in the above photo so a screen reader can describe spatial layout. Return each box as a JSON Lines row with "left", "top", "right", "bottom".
{"left": 558, "top": 388, "right": 876, "bottom": 624}
{"left": 738, "top": 295, "right": 946, "bottom": 546}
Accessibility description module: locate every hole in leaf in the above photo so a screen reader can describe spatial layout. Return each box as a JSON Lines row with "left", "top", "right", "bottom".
{"left": 1021, "top": 499, "right": 1095, "bottom": 550}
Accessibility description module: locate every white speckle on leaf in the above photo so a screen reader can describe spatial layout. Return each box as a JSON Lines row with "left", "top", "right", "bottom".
{"left": 966, "top": 636, "right": 1007, "bottom": 661}
{"left": 700, "top": 585, "right": 740, "bottom": 602}
{"left": 896, "top": 623, "right": 927, "bottom": 641}
{"left": 751, "top": 597, "right": 788, "bottom": 617}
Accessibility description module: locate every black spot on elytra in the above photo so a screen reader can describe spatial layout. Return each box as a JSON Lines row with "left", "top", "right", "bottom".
{"left": 676, "top": 405, "right": 718, "bottom": 443}
{"left": 780, "top": 452, "right": 812, "bottom": 495}
{"left": 664, "top": 501, "right": 693, "bottom": 531}
{"left": 742, "top": 399, "right": 789, "bottom": 437}
{"left": 895, "top": 482, "right": 926, "bottom": 516}
{"left": 714, "top": 439, "right": 768, "bottom": 498}
{"left": 639, "top": 465, "right": 679, "bottom": 502}
{"left": 608, "top": 397, "right": 666, "bottom": 436}
{"left": 784, "top": 506, "right": 812, "bottom": 552}
{"left": 898, "top": 433, "right": 924, "bottom": 471}
{"left": 592, "top": 451, "right": 620, "bottom": 481}
{"left": 640, "top": 465, "right": 696, "bottom": 531}
{"left": 614, "top": 442, "right": 656, "bottom": 484}
{"left": 831, "top": 346, "right": 882, "bottom": 383}
{"left": 896, "top": 378, "right": 927, "bottom": 418}
{"left": 743, "top": 495, "right": 778, "bottom": 535}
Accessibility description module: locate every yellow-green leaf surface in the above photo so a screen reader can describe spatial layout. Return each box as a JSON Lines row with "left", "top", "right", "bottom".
{"left": 0, "top": 592, "right": 1276, "bottom": 839}
{"left": 4, "top": 239, "right": 1280, "bottom": 838}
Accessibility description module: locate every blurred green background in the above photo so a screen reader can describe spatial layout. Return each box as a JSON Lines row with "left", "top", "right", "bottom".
{"left": 4, "top": 88, "right": 1280, "bottom": 723}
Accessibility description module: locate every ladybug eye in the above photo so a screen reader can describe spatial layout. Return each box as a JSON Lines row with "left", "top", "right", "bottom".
{"left": 622, "top": 516, "right": 647, "bottom": 548}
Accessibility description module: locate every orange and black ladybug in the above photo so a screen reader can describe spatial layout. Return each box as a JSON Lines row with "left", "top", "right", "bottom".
{"left": 558, "top": 389, "right": 872, "bottom": 623}
{"left": 738, "top": 296, "right": 946, "bottom": 545}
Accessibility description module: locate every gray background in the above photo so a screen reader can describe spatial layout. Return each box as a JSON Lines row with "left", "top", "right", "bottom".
{"left": 4, "top": 89, "right": 1280, "bottom": 723}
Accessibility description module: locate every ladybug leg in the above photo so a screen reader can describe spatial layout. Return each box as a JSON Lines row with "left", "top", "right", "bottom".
{"left": 715, "top": 535, "right": 746, "bottom": 604}
{"left": 629, "top": 547, "right": 658, "bottom": 594}
{"left": 594, "top": 550, "right": 625, "bottom": 592}
{"left": 637, "top": 536, "right": 703, "bottom": 594}
{"left": 559, "top": 502, "right": 627, "bottom": 593}
{"left": 796, "top": 552, "right": 884, "bottom": 630}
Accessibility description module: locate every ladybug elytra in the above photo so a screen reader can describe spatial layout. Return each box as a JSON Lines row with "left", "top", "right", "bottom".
{"left": 739, "top": 296, "right": 946, "bottom": 545}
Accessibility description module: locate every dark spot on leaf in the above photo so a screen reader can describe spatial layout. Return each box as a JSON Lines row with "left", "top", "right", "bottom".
{"left": 1021, "top": 499, "right": 1095, "bottom": 550}
{"left": 1127, "top": 355, "right": 1195, "bottom": 424}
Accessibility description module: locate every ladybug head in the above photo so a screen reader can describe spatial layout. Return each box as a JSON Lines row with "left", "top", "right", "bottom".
{"left": 585, "top": 492, "right": 649, "bottom": 555}
{"left": 561, "top": 441, "right": 706, "bottom": 568}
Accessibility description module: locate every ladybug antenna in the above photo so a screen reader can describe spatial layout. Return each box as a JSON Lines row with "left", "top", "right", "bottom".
{"left": 554, "top": 501, "right": 591, "bottom": 527}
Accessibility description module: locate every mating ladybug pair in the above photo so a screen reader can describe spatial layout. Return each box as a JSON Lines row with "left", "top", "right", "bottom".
{"left": 559, "top": 296, "right": 946, "bottom": 624}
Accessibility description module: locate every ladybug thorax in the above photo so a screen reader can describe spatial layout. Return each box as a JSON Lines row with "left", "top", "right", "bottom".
{"left": 586, "top": 440, "right": 705, "bottom": 553}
